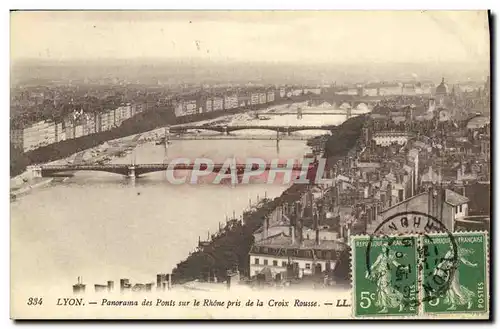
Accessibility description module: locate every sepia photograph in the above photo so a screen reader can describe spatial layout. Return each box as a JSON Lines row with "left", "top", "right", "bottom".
{"left": 9, "top": 9, "right": 491, "bottom": 320}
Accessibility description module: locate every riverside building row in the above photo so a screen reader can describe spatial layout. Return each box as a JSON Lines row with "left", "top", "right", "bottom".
{"left": 11, "top": 86, "right": 321, "bottom": 153}
{"left": 10, "top": 103, "right": 145, "bottom": 152}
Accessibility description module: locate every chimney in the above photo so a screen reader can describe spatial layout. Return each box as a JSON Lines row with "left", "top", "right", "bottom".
{"left": 72, "top": 277, "right": 86, "bottom": 294}
{"left": 157, "top": 274, "right": 164, "bottom": 291}
{"left": 264, "top": 216, "right": 269, "bottom": 239}
{"left": 437, "top": 188, "right": 446, "bottom": 225}
{"left": 366, "top": 206, "right": 372, "bottom": 226}
{"left": 428, "top": 186, "right": 442, "bottom": 223}
{"left": 297, "top": 215, "right": 303, "bottom": 246}
{"left": 120, "top": 279, "right": 129, "bottom": 292}
{"left": 314, "top": 208, "right": 320, "bottom": 246}
{"left": 388, "top": 182, "right": 393, "bottom": 206}
{"left": 107, "top": 280, "right": 114, "bottom": 292}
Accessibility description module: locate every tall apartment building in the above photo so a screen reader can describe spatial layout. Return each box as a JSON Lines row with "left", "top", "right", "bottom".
{"left": 258, "top": 92, "right": 267, "bottom": 104}
{"left": 238, "top": 93, "right": 251, "bottom": 107}
{"left": 205, "top": 98, "right": 213, "bottom": 112}
{"left": 267, "top": 91, "right": 275, "bottom": 103}
{"left": 250, "top": 93, "right": 260, "bottom": 105}
{"left": 114, "top": 105, "right": 132, "bottom": 127}
{"left": 279, "top": 87, "right": 286, "bottom": 98}
{"left": 56, "top": 122, "right": 66, "bottom": 142}
{"left": 184, "top": 99, "right": 199, "bottom": 115}
{"left": 10, "top": 128, "right": 24, "bottom": 150}
{"left": 64, "top": 121, "right": 75, "bottom": 139}
{"left": 100, "top": 110, "right": 115, "bottom": 131}
{"left": 212, "top": 97, "right": 224, "bottom": 111}
{"left": 83, "top": 113, "right": 96, "bottom": 136}
{"left": 75, "top": 124, "right": 84, "bottom": 138}
{"left": 174, "top": 100, "right": 199, "bottom": 117}
{"left": 224, "top": 94, "right": 238, "bottom": 110}
{"left": 12, "top": 120, "right": 58, "bottom": 152}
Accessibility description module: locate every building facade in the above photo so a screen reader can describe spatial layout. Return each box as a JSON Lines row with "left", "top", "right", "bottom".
{"left": 249, "top": 233, "right": 347, "bottom": 278}
{"left": 372, "top": 131, "right": 411, "bottom": 147}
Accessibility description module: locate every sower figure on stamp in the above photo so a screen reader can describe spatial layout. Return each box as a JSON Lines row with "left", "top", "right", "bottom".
{"left": 365, "top": 245, "right": 409, "bottom": 314}
{"left": 434, "top": 247, "right": 477, "bottom": 311}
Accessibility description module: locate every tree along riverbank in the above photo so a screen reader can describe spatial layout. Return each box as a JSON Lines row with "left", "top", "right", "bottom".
{"left": 10, "top": 95, "right": 318, "bottom": 177}
{"left": 171, "top": 114, "right": 366, "bottom": 284}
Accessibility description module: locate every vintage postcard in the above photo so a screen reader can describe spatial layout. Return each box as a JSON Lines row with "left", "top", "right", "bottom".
{"left": 10, "top": 10, "right": 491, "bottom": 320}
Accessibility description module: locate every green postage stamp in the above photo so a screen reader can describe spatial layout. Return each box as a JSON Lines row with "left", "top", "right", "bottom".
{"left": 352, "top": 232, "right": 488, "bottom": 317}
{"left": 352, "top": 235, "right": 419, "bottom": 317}
{"left": 422, "top": 232, "right": 488, "bottom": 314}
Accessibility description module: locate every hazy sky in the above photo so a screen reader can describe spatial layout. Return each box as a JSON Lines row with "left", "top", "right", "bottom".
{"left": 10, "top": 11, "right": 490, "bottom": 64}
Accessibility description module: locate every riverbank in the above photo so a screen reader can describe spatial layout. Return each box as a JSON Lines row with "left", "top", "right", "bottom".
{"left": 10, "top": 96, "right": 315, "bottom": 177}
{"left": 10, "top": 99, "right": 343, "bottom": 197}
{"left": 171, "top": 114, "right": 366, "bottom": 284}
{"left": 9, "top": 99, "right": 316, "bottom": 197}
{"left": 10, "top": 177, "right": 54, "bottom": 200}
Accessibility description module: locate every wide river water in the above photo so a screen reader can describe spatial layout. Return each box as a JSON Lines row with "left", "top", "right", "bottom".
{"left": 11, "top": 109, "right": 356, "bottom": 294}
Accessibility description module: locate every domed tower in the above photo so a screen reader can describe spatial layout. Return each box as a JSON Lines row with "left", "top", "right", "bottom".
{"left": 435, "top": 77, "right": 449, "bottom": 106}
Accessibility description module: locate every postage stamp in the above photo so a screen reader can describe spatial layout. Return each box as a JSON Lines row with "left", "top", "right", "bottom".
{"left": 422, "top": 231, "right": 488, "bottom": 314}
{"left": 352, "top": 235, "right": 418, "bottom": 317}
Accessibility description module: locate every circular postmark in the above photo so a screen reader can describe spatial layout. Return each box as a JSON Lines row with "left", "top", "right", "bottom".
{"left": 365, "top": 211, "right": 459, "bottom": 308}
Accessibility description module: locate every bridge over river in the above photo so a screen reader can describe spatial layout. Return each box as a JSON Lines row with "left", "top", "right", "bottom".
{"left": 166, "top": 135, "right": 314, "bottom": 141}
{"left": 167, "top": 124, "right": 337, "bottom": 135}
{"left": 34, "top": 162, "right": 317, "bottom": 178}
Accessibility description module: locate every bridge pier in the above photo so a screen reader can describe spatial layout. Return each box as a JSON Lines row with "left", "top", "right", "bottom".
{"left": 276, "top": 130, "right": 281, "bottom": 152}
{"left": 31, "top": 166, "right": 42, "bottom": 178}
{"left": 128, "top": 165, "right": 136, "bottom": 179}
{"left": 165, "top": 126, "right": 171, "bottom": 147}
{"left": 297, "top": 107, "right": 303, "bottom": 119}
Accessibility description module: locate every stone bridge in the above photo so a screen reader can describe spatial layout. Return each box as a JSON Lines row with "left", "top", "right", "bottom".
{"left": 35, "top": 162, "right": 314, "bottom": 178}
{"left": 167, "top": 125, "right": 337, "bottom": 135}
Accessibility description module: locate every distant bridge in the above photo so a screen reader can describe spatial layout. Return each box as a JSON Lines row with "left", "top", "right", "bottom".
{"left": 35, "top": 162, "right": 314, "bottom": 178}
{"left": 168, "top": 124, "right": 337, "bottom": 135}
{"left": 261, "top": 112, "right": 353, "bottom": 116}
{"left": 329, "top": 95, "right": 384, "bottom": 106}
{"left": 166, "top": 134, "right": 316, "bottom": 141}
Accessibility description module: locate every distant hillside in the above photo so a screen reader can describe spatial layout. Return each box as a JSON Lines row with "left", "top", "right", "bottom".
{"left": 11, "top": 59, "right": 489, "bottom": 88}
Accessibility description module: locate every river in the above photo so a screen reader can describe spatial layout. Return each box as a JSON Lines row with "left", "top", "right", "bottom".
{"left": 11, "top": 106, "right": 363, "bottom": 295}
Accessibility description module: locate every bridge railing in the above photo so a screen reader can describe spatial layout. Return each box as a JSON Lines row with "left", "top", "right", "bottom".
{"left": 41, "top": 164, "right": 129, "bottom": 170}
{"left": 40, "top": 162, "right": 317, "bottom": 171}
